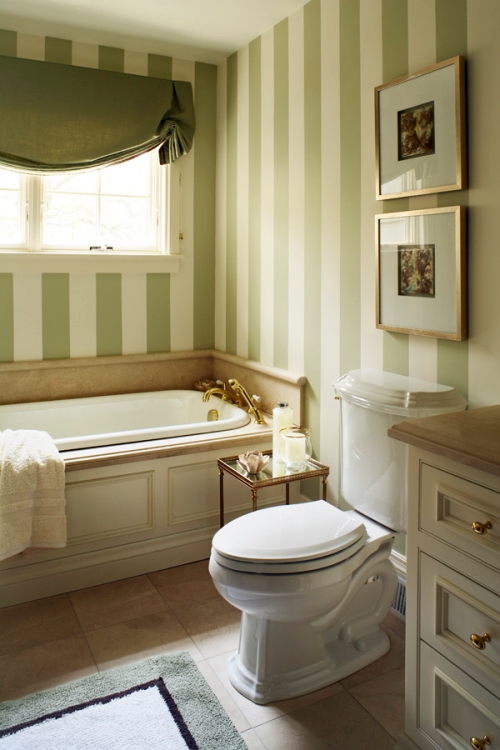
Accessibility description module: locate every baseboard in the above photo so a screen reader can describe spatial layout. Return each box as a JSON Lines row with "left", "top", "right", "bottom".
{"left": 0, "top": 528, "right": 215, "bottom": 607}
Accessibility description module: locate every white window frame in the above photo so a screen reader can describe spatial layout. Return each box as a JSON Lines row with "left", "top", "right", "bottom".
{"left": 0, "top": 154, "right": 181, "bottom": 274}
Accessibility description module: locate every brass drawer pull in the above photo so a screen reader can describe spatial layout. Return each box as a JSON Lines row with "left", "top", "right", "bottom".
{"left": 472, "top": 520, "right": 492, "bottom": 535}
{"left": 470, "top": 633, "right": 491, "bottom": 650}
{"left": 470, "top": 736, "right": 491, "bottom": 750}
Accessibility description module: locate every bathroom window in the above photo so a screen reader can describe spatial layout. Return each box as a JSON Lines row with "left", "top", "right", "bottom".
{"left": 0, "top": 151, "right": 169, "bottom": 255}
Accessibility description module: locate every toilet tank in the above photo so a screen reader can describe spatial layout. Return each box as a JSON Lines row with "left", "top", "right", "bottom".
{"left": 334, "top": 369, "right": 467, "bottom": 532}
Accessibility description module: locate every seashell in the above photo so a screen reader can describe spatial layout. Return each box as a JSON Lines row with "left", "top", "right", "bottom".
{"left": 194, "top": 379, "right": 217, "bottom": 392}
{"left": 238, "top": 450, "right": 270, "bottom": 474}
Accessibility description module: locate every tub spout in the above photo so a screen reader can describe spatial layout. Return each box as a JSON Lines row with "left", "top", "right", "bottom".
{"left": 202, "top": 385, "right": 241, "bottom": 405}
{"left": 228, "top": 379, "right": 266, "bottom": 425}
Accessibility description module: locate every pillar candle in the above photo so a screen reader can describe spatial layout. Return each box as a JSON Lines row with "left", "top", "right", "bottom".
{"left": 284, "top": 434, "right": 306, "bottom": 465}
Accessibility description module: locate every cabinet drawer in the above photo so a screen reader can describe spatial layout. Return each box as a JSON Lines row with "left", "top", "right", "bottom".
{"left": 420, "top": 641, "right": 500, "bottom": 750}
{"left": 420, "top": 552, "right": 500, "bottom": 697}
{"left": 420, "top": 463, "right": 500, "bottom": 568}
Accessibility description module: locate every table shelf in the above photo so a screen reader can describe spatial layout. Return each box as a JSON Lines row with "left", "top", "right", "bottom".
{"left": 217, "top": 450, "right": 330, "bottom": 526}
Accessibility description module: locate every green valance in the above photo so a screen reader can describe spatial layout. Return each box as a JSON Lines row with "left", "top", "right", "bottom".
{"left": 0, "top": 55, "right": 195, "bottom": 173}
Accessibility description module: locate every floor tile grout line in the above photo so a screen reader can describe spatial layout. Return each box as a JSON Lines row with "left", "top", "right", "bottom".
{"left": 346, "top": 669, "right": 404, "bottom": 743}
{"left": 0, "top": 592, "right": 89, "bottom": 658}
{"left": 349, "top": 696, "right": 401, "bottom": 743}
{"left": 66, "top": 590, "right": 88, "bottom": 638}
{"left": 344, "top": 664, "right": 405, "bottom": 693}
{"left": 65, "top": 589, "right": 101, "bottom": 674}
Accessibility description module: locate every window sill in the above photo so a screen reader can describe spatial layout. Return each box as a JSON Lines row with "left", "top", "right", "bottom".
{"left": 0, "top": 251, "right": 181, "bottom": 274}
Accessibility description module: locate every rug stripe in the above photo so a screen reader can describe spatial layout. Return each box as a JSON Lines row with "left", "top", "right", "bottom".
{"left": 0, "top": 679, "right": 199, "bottom": 750}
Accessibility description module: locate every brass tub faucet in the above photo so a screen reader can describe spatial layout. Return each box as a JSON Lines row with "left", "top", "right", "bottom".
{"left": 202, "top": 379, "right": 266, "bottom": 425}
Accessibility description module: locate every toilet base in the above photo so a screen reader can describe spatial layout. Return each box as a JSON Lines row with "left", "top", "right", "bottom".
{"left": 227, "top": 623, "right": 390, "bottom": 705}
{"left": 220, "top": 549, "right": 398, "bottom": 704}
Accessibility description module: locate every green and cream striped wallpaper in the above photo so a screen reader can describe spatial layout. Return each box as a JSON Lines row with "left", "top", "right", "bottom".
{"left": 215, "top": 0, "right": 500, "bottom": 499}
{"left": 2, "top": 0, "right": 500, "bottom": 509}
{"left": 0, "top": 29, "right": 217, "bottom": 362}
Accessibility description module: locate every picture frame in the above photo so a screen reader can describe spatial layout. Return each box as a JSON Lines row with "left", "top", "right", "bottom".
{"left": 375, "top": 56, "right": 466, "bottom": 200}
{"left": 375, "top": 206, "right": 466, "bottom": 340}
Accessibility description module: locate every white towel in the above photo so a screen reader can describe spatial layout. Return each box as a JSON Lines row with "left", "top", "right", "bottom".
{"left": 0, "top": 429, "right": 66, "bottom": 561}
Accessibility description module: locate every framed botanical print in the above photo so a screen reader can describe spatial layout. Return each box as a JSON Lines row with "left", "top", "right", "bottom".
{"left": 375, "top": 206, "right": 466, "bottom": 340}
{"left": 375, "top": 56, "right": 466, "bottom": 200}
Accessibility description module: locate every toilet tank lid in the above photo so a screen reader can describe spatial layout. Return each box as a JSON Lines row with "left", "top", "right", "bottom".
{"left": 212, "top": 501, "right": 366, "bottom": 562}
{"left": 334, "top": 369, "right": 467, "bottom": 418}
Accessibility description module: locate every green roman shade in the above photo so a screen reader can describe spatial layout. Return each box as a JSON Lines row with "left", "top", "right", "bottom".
{"left": 0, "top": 55, "right": 195, "bottom": 172}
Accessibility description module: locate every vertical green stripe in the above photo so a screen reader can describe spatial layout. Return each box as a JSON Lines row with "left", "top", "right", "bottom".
{"left": 45, "top": 37, "right": 72, "bottom": 64}
{"left": 147, "top": 53, "right": 173, "bottom": 354}
{"left": 0, "top": 29, "right": 16, "bottom": 56}
{"left": 226, "top": 53, "right": 238, "bottom": 354}
{"left": 98, "top": 46, "right": 124, "bottom": 72}
{"left": 148, "top": 54, "right": 172, "bottom": 79}
{"left": 339, "top": 0, "right": 361, "bottom": 376}
{"left": 42, "top": 274, "right": 70, "bottom": 360}
{"left": 437, "top": 339, "right": 468, "bottom": 398}
{"left": 193, "top": 62, "right": 217, "bottom": 350}
{"left": 96, "top": 274, "right": 122, "bottom": 356}
{"left": 436, "top": 0, "right": 467, "bottom": 60}
{"left": 382, "top": 0, "right": 410, "bottom": 376}
{"left": 0, "top": 274, "right": 14, "bottom": 363}
{"left": 436, "top": 0, "right": 468, "bottom": 399}
{"left": 273, "top": 19, "right": 289, "bottom": 370}
{"left": 383, "top": 333, "right": 410, "bottom": 375}
{"left": 248, "top": 38, "right": 262, "bottom": 362}
{"left": 382, "top": 0, "right": 409, "bottom": 82}
{"left": 303, "top": 0, "right": 322, "bottom": 468}
{"left": 147, "top": 274, "right": 170, "bottom": 353}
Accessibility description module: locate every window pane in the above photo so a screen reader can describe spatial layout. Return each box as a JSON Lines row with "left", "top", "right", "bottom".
{"left": 0, "top": 190, "right": 22, "bottom": 243}
{"left": 101, "top": 154, "right": 150, "bottom": 196}
{"left": 0, "top": 168, "right": 20, "bottom": 190}
{"left": 101, "top": 196, "right": 150, "bottom": 245}
{"left": 44, "top": 193, "right": 97, "bottom": 245}
{"left": 45, "top": 171, "right": 98, "bottom": 194}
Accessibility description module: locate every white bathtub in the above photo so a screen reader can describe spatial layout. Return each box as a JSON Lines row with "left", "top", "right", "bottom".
{"left": 0, "top": 390, "right": 251, "bottom": 451}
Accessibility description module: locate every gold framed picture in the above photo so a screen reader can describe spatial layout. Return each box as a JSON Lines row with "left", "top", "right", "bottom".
{"left": 375, "top": 206, "right": 467, "bottom": 340}
{"left": 375, "top": 56, "right": 466, "bottom": 200}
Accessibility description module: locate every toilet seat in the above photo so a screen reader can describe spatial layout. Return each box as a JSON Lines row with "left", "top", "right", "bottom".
{"left": 211, "top": 500, "right": 368, "bottom": 574}
{"left": 212, "top": 533, "right": 368, "bottom": 574}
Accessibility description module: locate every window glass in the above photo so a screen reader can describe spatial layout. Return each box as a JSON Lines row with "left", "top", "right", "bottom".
{"left": 0, "top": 169, "right": 23, "bottom": 244}
{"left": 44, "top": 193, "right": 97, "bottom": 246}
{"left": 0, "top": 151, "right": 162, "bottom": 253}
{"left": 101, "top": 154, "right": 150, "bottom": 196}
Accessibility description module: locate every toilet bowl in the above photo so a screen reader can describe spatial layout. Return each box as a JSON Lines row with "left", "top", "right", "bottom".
{"left": 209, "top": 369, "right": 468, "bottom": 704}
{"left": 210, "top": 501, "right": 397, "bottom": 704}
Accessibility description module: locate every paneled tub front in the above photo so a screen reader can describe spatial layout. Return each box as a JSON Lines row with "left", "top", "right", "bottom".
{"left": 0, "top": 392, "right": 287, "bottom": 607}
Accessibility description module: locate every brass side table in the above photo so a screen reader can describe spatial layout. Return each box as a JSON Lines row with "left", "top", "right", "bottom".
{"left": 217, "top": 450, "right": 330, "bottom": 527}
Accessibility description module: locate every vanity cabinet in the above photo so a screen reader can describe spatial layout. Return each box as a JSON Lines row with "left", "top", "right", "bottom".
{"left": 389, "top": 406, "right": 500, "bottom": 750}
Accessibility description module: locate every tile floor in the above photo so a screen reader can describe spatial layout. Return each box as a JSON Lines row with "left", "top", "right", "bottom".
{"left": 0, "top": 560, "right": 406, "bottom": 748}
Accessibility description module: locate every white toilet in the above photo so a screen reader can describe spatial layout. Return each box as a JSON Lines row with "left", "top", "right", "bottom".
{"left": 209, "top": 369, "right": 467, "bottom": 704}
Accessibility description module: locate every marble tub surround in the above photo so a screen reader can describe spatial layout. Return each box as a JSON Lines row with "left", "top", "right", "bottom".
{"left": 212, "top": 351, "right": 305, "bottom": 425}
{"left": 0, "top": 351, "right": 213, "bottom": 406}
{"left": 0, "top": 350, "right": 305, "bottom": 421}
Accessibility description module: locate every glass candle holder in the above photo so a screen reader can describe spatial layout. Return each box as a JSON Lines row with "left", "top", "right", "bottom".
{"left": 279, "top": 427, "right": 312, "bottom": 471}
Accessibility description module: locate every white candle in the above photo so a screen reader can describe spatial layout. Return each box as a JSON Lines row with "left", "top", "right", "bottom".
{"left": 284, "top": 434, "right": 306, "bottom": 466}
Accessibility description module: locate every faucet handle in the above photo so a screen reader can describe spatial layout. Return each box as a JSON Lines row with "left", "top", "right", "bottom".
{"left": 252, "top": 394, "right": 261, "bottom": 404}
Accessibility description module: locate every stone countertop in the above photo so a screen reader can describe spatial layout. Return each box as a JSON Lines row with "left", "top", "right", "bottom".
{"left": 388, "top": 404, "right": 500, "bottom": 478}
